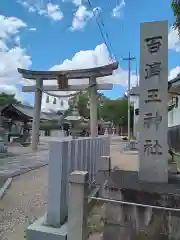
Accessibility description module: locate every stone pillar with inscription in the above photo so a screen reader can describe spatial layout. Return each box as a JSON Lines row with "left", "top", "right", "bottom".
{"left": 138, "top": 21, "right": 168, "bottom": 183}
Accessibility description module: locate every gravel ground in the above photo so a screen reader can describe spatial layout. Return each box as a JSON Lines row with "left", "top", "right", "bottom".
{"left": 0, "top": 166, "right": 48, "bottom": 240}
{"left": 0, "top": 139, "right": 137, "bottom": 240}
{"left": 110, "top": 141, "right": 138, "bottom": 171}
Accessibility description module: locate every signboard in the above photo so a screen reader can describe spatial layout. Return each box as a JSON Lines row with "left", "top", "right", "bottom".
{"left": 138, "top": 21, "right": 168, "bottom": 183}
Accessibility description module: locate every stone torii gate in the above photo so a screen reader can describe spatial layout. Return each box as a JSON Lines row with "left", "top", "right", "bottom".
{"left": 18, "top": 62, "right": 118, "bottom": 150}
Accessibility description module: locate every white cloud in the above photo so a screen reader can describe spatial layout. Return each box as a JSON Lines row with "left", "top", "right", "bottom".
{"left": 41, "top": 43, "right": 138, "bottom": 111}
{"left": 70, "top": 5, "right": 101, "bottom": 31}
{"left": 0, "top": 84, "right": 18, "bottom": 95}
{"left": 70, "top": 5, "right": 93, "bottom": 31}
{"left": 112, "top": 0, "right": 125, "bottom": 19}
{"left": 45, "top": 3, "right": 63, "bottom": 21}
{"left": 17, "top": 0, "right": 36, "bottom": 12}
{"left": 0, "top": 15, "right": 32, "bottom": 99}
{"left": 72, "top": 0, "right": 83, "bottom": 6}
{"left": 14, "top": 35, "right": 21, "bottom": 46}
{"left": 0, "top": 15, "right": 26, "bottom": 39}
{"left": 168, "top": 66, "right": 180, "bottom": 81}
{"left": 168, "top": 26, "right": 180, "bottom": 52}
{"left": 17, "top": 1, "right": 63, "bottom": 21}
{"left": 29, "top": 27, "right": 36, "bottom": 31}
{"left": 0, "top": 39, "right": 8, "bottom": 51}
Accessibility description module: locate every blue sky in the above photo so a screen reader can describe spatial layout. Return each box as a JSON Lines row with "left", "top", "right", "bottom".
{"left": 0, "top": 0, "right": 179, "bottom": 110}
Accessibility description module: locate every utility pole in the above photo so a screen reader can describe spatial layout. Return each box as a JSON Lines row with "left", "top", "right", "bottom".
{"left": 122, "top": 52, "right": 135, "bottom": 142}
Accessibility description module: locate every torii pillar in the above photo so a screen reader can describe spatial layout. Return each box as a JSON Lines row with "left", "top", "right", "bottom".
{"left": 89, "top": 77, "right": 98, "bottom": 137}
{"left": 18, "top": 62, "right": 118, "bottom": 150}
{"left": 32, "top": 78, "right": 43, "bottom": 150}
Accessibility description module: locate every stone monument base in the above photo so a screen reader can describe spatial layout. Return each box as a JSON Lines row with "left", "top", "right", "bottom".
{"left": 26, "top": 214, "right": 67, "bottom": 240}
{"left": 103, "top": 169, "right": 180, "bottom": 239}
{"left": 106, "top": 169, "right": 180, "bottom": 195}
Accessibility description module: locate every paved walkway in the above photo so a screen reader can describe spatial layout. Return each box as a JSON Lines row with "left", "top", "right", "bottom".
{"left": 111, "top": 140, "right": 138, "bottom": 171}
{"left": 0, "top": 137, "right": 71, "bottom": 178}
{"left": 0, "top": 148, "right": 49, "bottom": 177}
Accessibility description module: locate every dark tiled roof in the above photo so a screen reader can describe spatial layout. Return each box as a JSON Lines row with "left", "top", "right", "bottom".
{"left": 1, "top": 104, "right": 64, "bottom": 121}
{"left": 169, "top": 73, "right": 180, "bottom": 85}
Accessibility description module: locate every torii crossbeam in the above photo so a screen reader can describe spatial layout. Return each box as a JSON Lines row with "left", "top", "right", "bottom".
{"left": 18, "top": 62, "right": 118, "bottom": 150}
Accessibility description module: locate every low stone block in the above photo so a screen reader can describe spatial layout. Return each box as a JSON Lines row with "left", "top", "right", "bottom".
{"left": 98, "top": 156, "right": 111, "bottom": 172}
{"left": 26, "top": 214, "right": 67, "bottom": 240}
{"left": 169, "top": 162, "right": 177, "bottom": 174}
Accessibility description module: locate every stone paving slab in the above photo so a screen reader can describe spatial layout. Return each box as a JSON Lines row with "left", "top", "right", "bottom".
{"left": 0, "top": 150, "right": 49, "bottom": 177}
{"left": 110, "top": 141, "right": 138, "bottom": 171}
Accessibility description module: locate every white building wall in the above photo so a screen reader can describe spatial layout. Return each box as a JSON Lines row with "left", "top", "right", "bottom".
{"left": 130, "top": 96, "right": 139, "bottom": 138}
{"left": 41, "top": 93, "right": 69, "bottom": 112}
{"left": 131, "top": 96, "right": 139, "bottom": 138}
{"left": 168, "top": 96, "right": 180, "bottom": 127}
{"left": 132, "top": 96, "right": 180, "bottom": 134}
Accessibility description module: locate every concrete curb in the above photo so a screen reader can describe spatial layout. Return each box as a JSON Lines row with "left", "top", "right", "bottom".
{"left": 0, "top": 162, "right": 48, "bottom": 178}
{"left": 0, "top": 177, "right": 12, "bottom": 200}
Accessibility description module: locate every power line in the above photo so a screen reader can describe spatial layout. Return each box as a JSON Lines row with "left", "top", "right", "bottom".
{"left": 87, "top": 0, "right": 117, "bottom": 61}
{"left": 97, "top": 12, "right": 117, "bottom": 61}
{"left": 88, "top": 0, "right": 113, "bottom": 58}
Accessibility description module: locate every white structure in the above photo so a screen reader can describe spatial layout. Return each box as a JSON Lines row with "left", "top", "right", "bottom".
{"left": 42, "top": 95, "right": 69, "bottom": 112}
{"left": 130, "top": 95, "right": 139, "bottom": 138}
{"left": 131, "top": 79, "right": 180, "bottom": 136}
{"left": 168, "top": 96, "right": 179, "bottom": 127}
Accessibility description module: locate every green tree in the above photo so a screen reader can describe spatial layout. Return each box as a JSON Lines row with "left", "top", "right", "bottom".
{"left": 68, "top": 93, "right": 133, "bottom": 128}
{"left": 100, "top": 97, "right": 133, "bottom": 127}
{"left": 172, "top": 0, "right": 180, "bottom": 34}
{"left": 100, "top": 98, "right": 127, "bottom": 125}
{"left": 77, "top": 93, "right": 90, "bottom": 119}
{"left": 0, "top": 92, "right": 20, "bottom": 106}
{"left": 69, "top": 92, "right": 106, "bottom": 119}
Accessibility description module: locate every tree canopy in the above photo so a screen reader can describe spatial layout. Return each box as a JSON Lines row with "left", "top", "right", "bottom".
{"left": 100, "top": 97, "right": 134, "bottom": 127}
{"left": 172, "top": 0, "right": 180, "bottom": 35}
{"left": 0, "top": 92, "right": 20, "bottom": 106}
{"left": 71, "top": 92, "right": 133, "bottom": 127}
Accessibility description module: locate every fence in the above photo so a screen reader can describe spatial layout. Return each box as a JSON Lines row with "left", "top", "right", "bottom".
{"left": 67, "top": 171, "right": 180, "bottom": 240}
{"left": 46, "top": 136, "right": 110, "bottom": 228}
{"left": 87, "top": 197, "right": 180, "bottom": 239}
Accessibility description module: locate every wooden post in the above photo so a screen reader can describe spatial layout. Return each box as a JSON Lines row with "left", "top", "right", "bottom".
{"left": 32, "top": 78, "right": 43, "bottom": 150}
